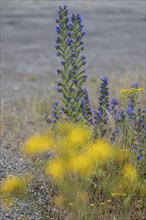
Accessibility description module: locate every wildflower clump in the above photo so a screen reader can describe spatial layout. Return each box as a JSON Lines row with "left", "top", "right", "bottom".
{"left": 23, "top": 132, "right": 53, "bottom": 156}
{"left": 1, "top": 175, "right": 29, "bottom": 208}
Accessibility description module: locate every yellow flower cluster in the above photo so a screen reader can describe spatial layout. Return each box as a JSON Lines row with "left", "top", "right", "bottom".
{"left": 1, "top": 175, "right": 29, "bottom": 208}
{"left": 57, "top": 121, "right": 92, "bottom": 149}
{"left": 45, "top": 122, "right": 113, "bottom": 180}
{"left": 120, "top": 88, "right": 144, "bottom": 95}
{"left": 23, "top": 132, "right": 53, "bottom": 156}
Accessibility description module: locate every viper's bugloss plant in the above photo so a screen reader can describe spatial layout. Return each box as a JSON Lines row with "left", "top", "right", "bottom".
{"left": 94, "top": 77, "right": 110, "bottom": 137}
{"left": 53, "top": 6, "right": 91, "bottom": 124}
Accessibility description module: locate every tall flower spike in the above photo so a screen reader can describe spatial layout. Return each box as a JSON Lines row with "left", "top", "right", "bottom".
{"left": 94, "top": 77, "right": 110, "bottom": 137}
{"left": 54, "top": 6, "right": 90, "bottom": 123}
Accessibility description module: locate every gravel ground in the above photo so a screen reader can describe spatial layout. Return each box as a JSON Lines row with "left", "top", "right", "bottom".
{"left": 1, "top": 1, "right": 146, "bottom": 219}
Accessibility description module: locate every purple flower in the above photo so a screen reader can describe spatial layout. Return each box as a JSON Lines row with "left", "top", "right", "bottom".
{"left": 133, "top": 149, "right": 137, "bottom": 154}
{"left": 55, "top": 45, "right": 59, "bottom": 50}
{"left": 111, "top": 98, "right": 119, "bottom": 110}
{"left": 137, "top": 155, "right": 142, "bottom": 160}
{"left": 68, "top": 32, "right": 73, "bottom": 37}
{"left": 57, "top": 88, "right": 62, "bottom": 92}
{"left": 69, "top": 87, "right": 74, "bottom": 92}
{"left": 80, "top": 99, "right": 85, "bottom": 107}
{"left": 57, "top": 82, "right": 62, "bottom": 86}
{"left": 56, "top": 26, "right": 60, "bottom": 34}
{"left": 67, "top": 24, "right": 73, "bottom": 30}
{"left": 126, "top": 107, "right": 133, "bottom": 115}
{"left": 131, "top": 82, "right": 139, "bottom": 88}
{"left": 74, "top": 79, "right": 79, "bottom": 84}
{"left": 67, "top": 97, "right": 71, "bottom": 102}
{"left": 115, "top": 128, "right": 120, "bottom": 134}
{"left": 83, "top": 75, "right": 88, "bottom": 80}
{"left": 57, "top": 69, "right": 61, "bottom": 73}
{"left": 61, "top": 61, "right": 65, "bottom": 65}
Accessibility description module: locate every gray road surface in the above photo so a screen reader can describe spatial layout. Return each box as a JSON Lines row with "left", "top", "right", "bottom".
{"left": 1, "top": 0, "right": 146, "bottom": 102}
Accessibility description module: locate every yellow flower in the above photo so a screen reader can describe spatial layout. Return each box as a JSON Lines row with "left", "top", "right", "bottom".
{"left": 54, "top": 195, "right": 64, "bottom": 207}
{"left": 120, "top": 88, "right": 144, "bottom": 95}
{"left": 111, "top": 192, "right": 122, "bottom": 197}
{"left": 138, "top": 88, "right": 144, "bottom": 92}
{"left": 100, "top": 202, "right": 105, "bottom": 205}
{"left": 69, "top": 154, "right": 93, "bottom": 176}
{"left": 90, "top": 203, "right": 95, "bottom": 207}
{"left": 121, "top": 193, "right": 126, "bottom": 197}
{"left": 123, "top": 164, "right": 138, "bottom": 182}
{"left": 46, "top": 159, "right": 65, "bottom": 180}
{"left": 106, "top": 199, "right": 112, "bottom": 203}
{"left": 87, "top": 140, "right": 112, "bottom": 164}
{"left": 1, "top": 175, "right": 28, "bottom": 197}
{"left": 23, "top": 133, "right": 53, "bottom": 156}
{"left": 66, "top": 124, "right": 92, "bottom": 148}
{"left": 68, "top": 203, "right": 74, "bottom": 206}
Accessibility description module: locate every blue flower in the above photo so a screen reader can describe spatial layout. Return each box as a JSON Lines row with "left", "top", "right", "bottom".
{"left": 137, "top": 155, "right": 142, "bottom": 160}
{"left": 55, "top": 45, "right": 59, "bottom": 50}
{"left": 57, "top": 82, "right": 62, "bottom": 86}
{"left": 115, "top": 128, "right": 120, "bottom": 134}
{"left": 111, "top": 98, "right": 119, "bottom": 110}
{"left": 56, "top": 26, "right": 60, "bottom": 34}
{"left": 83, "top": 75, "right": 88, "bottom": 80}
{"left": 61, "top": 61, "right": 65, "bottom": 65}
{"left": 80, "top": 99, "right": 85, "bottom": 107}
{"left": 57, "top": 88, "right": 62, "bottom": 92}
{"left": 57, "top": 69, "right": 61, "bottom": 73}
{"left": 131, "top": 82, "right": 139, "bottom": 88}
{"left": 67, "top": 24, "right": 73, "bottom": 30}
{"left": 126, "top": 107, "right": 133, "bottom": 115}
{"left": 69, "top": 87, "right": 74, "bottom": 92}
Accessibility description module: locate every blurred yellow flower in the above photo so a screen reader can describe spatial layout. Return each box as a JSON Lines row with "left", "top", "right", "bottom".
{"left": 54, "top": 195, "right": 64, "bottom": 207}
{"left": 90, "top": 203, "right": 95, "bottom": 207}
{"left": 87, "top": 140, "right": 112, "bottom": 164}
{"left": 46, "top": 159, "right": 65, "bottom": 180}
{"left": 66, "top": 124, "right": 92, "bottom": 148}
{"left": 23, "top": 133, "right": 53, "bottom": 156}
{"left": 1, "top": 175, "right": 28, "bottom": 197}
{"left": 69, "top": 154, "right": 93, "bottom": 176}
{"left": 123, "top": 164, "right": 138, "bottom": 182}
